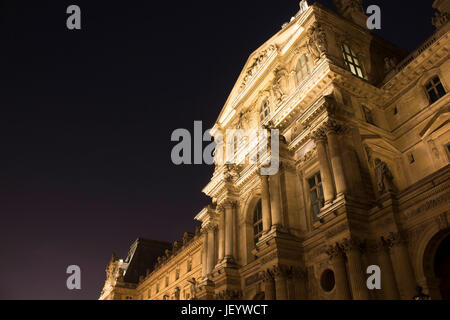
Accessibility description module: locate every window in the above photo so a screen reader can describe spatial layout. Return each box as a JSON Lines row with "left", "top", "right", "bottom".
{"left": 148, "top": 288, "right": 152, "bottom": 299}
{"left": 253, "top": 199, "right": 263, "bottom": 244}
{"left": 308, "top": 172, "right": 324, "bottom": 219}
{"left": 156, "top": 283, "right": 160, "bottom": 293}
{"left": 175, "top": 268, "right": 180, "bottom": 281}
{"left": 165, "top": 276, "right": 169, "bottom": 287}
{"left": 296, "top": 54, "right": 311, "bottom": 82}
{"left": 260, "top": 98, "right": 270, "bottom": 122}
{"left": 425, "top": 76, "right": 446, "bottom": 103}
{"left": 342, "top": 44, "right": 364, "bottom": 79}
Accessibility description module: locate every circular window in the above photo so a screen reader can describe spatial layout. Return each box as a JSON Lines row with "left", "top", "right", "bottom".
{"left": 320, "top": 269, "right": 335, "bottom": 292}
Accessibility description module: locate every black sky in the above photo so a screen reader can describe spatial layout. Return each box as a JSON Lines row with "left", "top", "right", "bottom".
{"left": 0, "top": 0, "right": 435, "bottom": 299}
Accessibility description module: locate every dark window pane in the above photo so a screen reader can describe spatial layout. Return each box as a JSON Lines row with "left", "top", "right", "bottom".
{"left": 437, "top": 84, "right": 446, "bottom": 97}
{"left": 308, "top": 177, "right": 316, "bottom": 188}
{"left": 313, "top": 204, "right": 320, "bottom": 216}
{"left": 429, "top": 90, "right": 438, "bottom": 103}
{"left": 310, "top": 190, "right": 318, "bottom": 201}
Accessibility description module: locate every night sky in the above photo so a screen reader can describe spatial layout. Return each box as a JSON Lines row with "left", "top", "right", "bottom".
{"left": 0, "top": 1, "right": 435, "bottom": 299}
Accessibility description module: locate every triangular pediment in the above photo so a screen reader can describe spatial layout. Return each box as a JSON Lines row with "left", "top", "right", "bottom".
{"left": 420, "top": 105, "right": 450, "bottom": 138}
{"left": 216, "top": 5, "right": 314, "bottom": 127}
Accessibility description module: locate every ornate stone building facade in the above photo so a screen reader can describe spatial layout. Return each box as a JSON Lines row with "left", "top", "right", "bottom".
{"left": 100, "top": 0, "right": 450, "bottom": 300}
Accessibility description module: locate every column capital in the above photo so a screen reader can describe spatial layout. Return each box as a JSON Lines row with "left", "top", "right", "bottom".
{"left": 340, "top": 237, "right": 365, "bottom": 254}
{"left": 325, "top": 243, "right": 345, "bottom": 260}
{"left": 259, "top": 269, "right": 274, "bottom": 282}
{"left": 271, "top": 264, "right": 291, "bottom": 278}
{"left": 220, "top": 199, "right": 238, "bottom": 209}
{"left": 310, "top": 129, "right": 327, "bottom": 143}
{"left": 382, "top": 232, "right": 407, "bottom": 248}
{"left": 322, "top": 119, "right": 341, "bottom": 135}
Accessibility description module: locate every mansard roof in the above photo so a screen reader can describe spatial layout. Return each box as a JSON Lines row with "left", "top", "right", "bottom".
{"left": 122, "top": 238, "right": 171, "bottom": 284}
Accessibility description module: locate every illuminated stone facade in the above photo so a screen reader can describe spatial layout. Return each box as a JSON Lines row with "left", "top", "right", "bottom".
{"left": 100, "top": 0, "right": 450, "bottom": 300}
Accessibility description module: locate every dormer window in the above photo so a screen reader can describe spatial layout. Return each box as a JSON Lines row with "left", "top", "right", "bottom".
{"left": 296, "top": 54, "right": 311, "bottom": 82}
{"left": 342, "top": 44, "right": 364, "bottom": 79}
{"left": 425, "top": 76, "right": 446, "bottom": 104}
{"left": 260, "top": 98, "right": 270, "bottom": 122}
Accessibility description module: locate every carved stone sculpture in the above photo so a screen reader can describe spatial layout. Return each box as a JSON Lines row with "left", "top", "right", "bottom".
{"left": 374, "top": 158, "right": 395, "bottom": 194}
{"left": 307, "top": 22, "right": 327, "bottom": 61}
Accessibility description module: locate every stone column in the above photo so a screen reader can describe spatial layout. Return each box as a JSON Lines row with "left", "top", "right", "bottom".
{"left": 217, "top": 211, "right": 225, "bottom": 263}
{"left": 326, "top": 244, "right": 351, "bottom": 299}
{"left": 385, "top": 232, "right": 417, "bottom": 299}
{"left": 341, "top": 238, "right": 370, "bottom": 300}
{"left": 201, "top": 231, "right": 208, "bottom": 278}
{"left": 273, "top": 265, "right": 288, "bottom": 300}
{"left": 376, "top": 238, "right": 400, "bottom": 300}
{"left": 312, "top": 130, "right": 335, "bottom": 204}
{"left": 260, "top": 270, "right": 276, "bottom": 300}
{"left": 206, "top": 226, "right": 216, "bottom": 274}
{"left": 269, "top": 173, "right": 283, "bottom": 228}
{"left": 224, "top": 201, "right": 235, "bottom": 261}
{"left": 260, "top": 175, "right": 272, "bottom": 233}
{"left": 292, "top": 267, "right": 307, "bottom": 299}
{"left": 324, "top": 121, "right": 347, "bottom": 195}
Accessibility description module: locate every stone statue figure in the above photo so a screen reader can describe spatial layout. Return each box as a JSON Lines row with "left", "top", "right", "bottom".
{"left": 187, "top": 278, "right": 197, "bottom": 300}
{"left": 307, "top": 22, "right": 327, "bottom": 61}
{"left": 299, "top": 0, "right": 309, "bottom": 13}
{"left": 374, "top": 158, "right": 395, "bottom": 194}
{"left": 384, "top": 57, "right": 397, "bottom": 74}
{"left": 174, "top": 287, "right": 180, "bottom": 300}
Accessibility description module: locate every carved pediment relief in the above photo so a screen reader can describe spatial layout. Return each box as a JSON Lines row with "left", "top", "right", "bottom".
{"left": 239, "top": 45, "right": 277, "bottom": 92}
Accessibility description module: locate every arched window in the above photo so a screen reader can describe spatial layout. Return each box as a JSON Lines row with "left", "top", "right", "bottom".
{"left": 260, "top": 98, "right": 270, "bottom": 122}
{"left": 342, "top": 43, "right": 364, "bottom": 79}
{"left": 425, "top": 76, "right": 446, "bottom": 104}
{"left": 253, "top": 199, "right": 263, "bottom": 244}
{"left": 296, "top": 54, "right": 311, "bottom": 82}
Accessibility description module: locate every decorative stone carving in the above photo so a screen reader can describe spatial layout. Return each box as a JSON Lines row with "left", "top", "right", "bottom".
{"left": 435, "top": 212, "right": 449, "bottom": 231}
{"left": 333, "top": 0, "right": 364, "bottom": 15}
{"left": 272, "top": 68, "right": 288, "bottom": 104}
{"left": 325, "top": 243, "right": 344, "bottom": 260}
{"left": 272, "top": 264, "right": 291, "bottom": 278}
{"left": 174, "top": 287, "right": 180, "bottom": 300}
{"left": 384, "top": 57, "right": 398, "bottom": 74}
{"left": 187, "top": 278, "right": 198, "bottom": 300}
{"left": 259, "top": 269, "right": 274, "bottom": 282}
{"left": 240, "top": 45, "right": 277, "bottom": 92}
{"left": 323, "top": 119, "right": 341, "bottom": 135}
{"left": 307, "top": 22, "right": 327, "bottom": 61}
{"left": 432, "top": 10, "right": 449, "bottom": 29}
{"left": 340, "top": 237, "right": 365, "bottom": 253}
{"left": 310, "top": 129, "right": 327, "bottom": 143}
{"left": 374, "top": 158, "right": 395, "bottom": 194}
{"left": 215, "top": 290, "right": 243, "bottom": 300}
{"left": 298, "top": 0, "right": 309, "bottom": 15}
{"left": 382, "top": 232, "right": 405, "bottom": 248}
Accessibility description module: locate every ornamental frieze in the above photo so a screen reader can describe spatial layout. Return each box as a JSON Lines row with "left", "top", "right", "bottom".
{"left": 401, "top": 191, "right": 450, "bottom": 221}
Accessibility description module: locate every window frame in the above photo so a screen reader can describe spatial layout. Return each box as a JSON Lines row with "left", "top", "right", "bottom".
{"left": 341, "top": 43, "right": 365, "bottom": 79}
{"left": 252, "top": 199, "right": 263, "bottom": 244}
{"left": 259, "top": 98, "right": 270, "bottom": 122}
{"left": 424, "top": 76, "right": 447, "bottom": 104}
{"left": 296, "top": 54, "right": 311, "bottom": 83}
{"left": 308, "top": 172, "right": 325, "bottom": 220}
